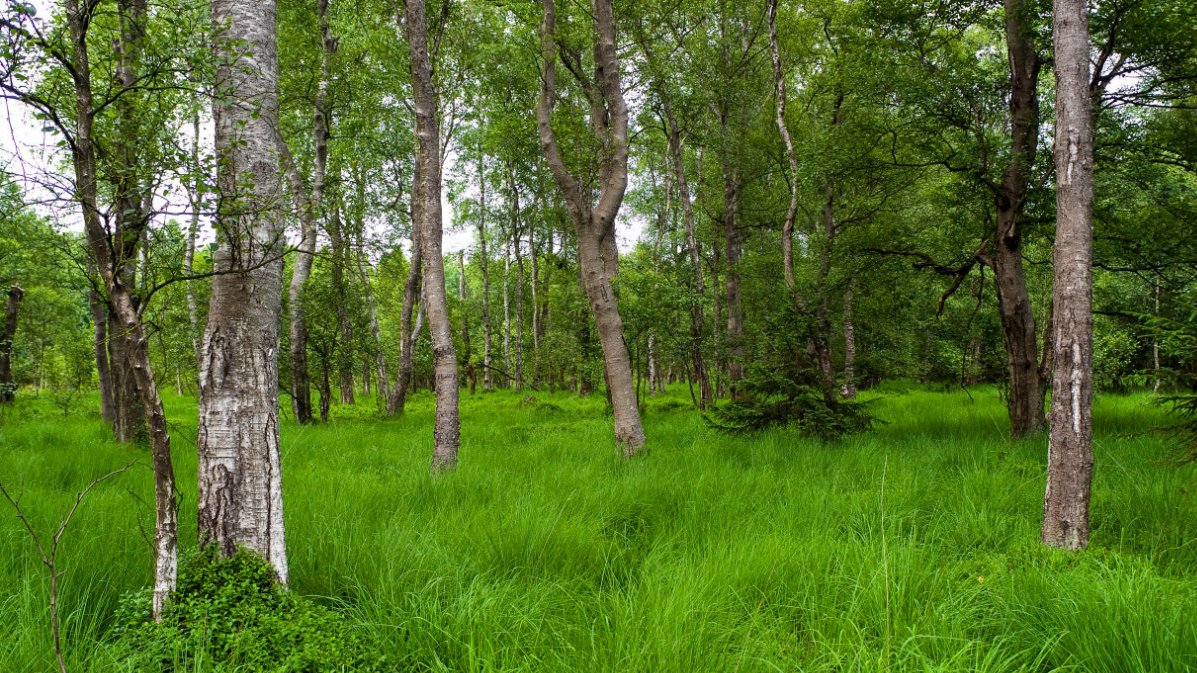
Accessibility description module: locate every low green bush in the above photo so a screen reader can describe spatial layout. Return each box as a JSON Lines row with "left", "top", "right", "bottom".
{"left": 110, "top": 546, "right": 386, "bottom": 673}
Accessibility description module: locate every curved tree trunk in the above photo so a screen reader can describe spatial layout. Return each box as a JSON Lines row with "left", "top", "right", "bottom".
{"left": 404, "top": 0, "right": 460, "bottom": 471}
{"left": 1043, "top": 0, "right": 1094, "bottom": 550}
{"left": 198, "top": 0, "right": 288, "bottom": 582}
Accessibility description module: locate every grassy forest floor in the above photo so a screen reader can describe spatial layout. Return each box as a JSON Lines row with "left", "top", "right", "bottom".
{"left": 1, "top": 383, "right": 1195, "bottom": 672}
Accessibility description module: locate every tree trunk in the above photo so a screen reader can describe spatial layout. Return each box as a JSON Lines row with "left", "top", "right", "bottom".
{"left": 813, "top": 189, "right": 839, "bottom": 406}
{"left": 663, "top": 102, "right": 712, "bottom": 408}
{"left": 355, "top": 230, "right": 390, "bottom": 403}
{"left": 458, "top": 250, "right": 473, "bottom": 391}
{"left": 387, "top": 233, "right": 421, "bottom": 415}
{"left": 107, "top": 0, "right": 150, "bottom": 445}
{"left": 512, "top": 187, "right": 525, "bottom": 391}
{"left": 108, "top": 286, "right": 178, "bottom": 619}
{"left": 0, "top": 285, "right": 23, "bottom": 403}
{"left": 281, "top": 0, "right": 335, "bottom": 424}
{"left": 535, "top": 0, "right": 645, "bottom": 454}
{"left": 528, "top": 217, "right": 539, "bottom": 384}
{"left": 994, "top": 0, "right": 1047, "bottom": 438}
{"left": 318, "top": 352, "right": 331, "bottom": 423}
{"left": 88, "top": 289, "right": 116, "bottom": 421}
{"left": 723, "top": 161, "right": 744, "bottom": 395}
{"left": 185, "top": 113, "right": 203, "bottom": 371}
{"left": 108, "top": 315, "right": 146, "bottom": 442}
{"left": 65, "top": 0, "right": 176, "bottom": 617}
{"left": 842, "top": 282, "right": 858, "bottom": 399}
{"left": 478, "top": 152, "right": 493, "bottom": 392}
{"left": 1043, "top": 0, "right": 1094, "bottom": 550}
{"left": 769, "top": 0, "right": 801, "bottom": 298}
{"left": 994, "top": 237, "right": 1045, "bottom": 436}
{"left": 502, "top": 230, "right": 512, "bottom": 385}
{"left": 327, "top": 205, "right": 356, "bottom": 405}
{"left": 1153, "top": 276, "right": 1162, "bottom": 394}
{"left": 198, "top": 0, "right": 288, "bottom": 582}
{"left": 404, "top": 0, "right": 460, "bottom": 471}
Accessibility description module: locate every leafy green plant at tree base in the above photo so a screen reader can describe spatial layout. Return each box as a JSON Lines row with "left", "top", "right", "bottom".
{"left": 109, "top": 546, "right": 386, "bottom": 673}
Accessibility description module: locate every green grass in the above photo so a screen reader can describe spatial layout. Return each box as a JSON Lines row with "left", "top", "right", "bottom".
{"left": 1, "top": 384, "right": 1195, "bottom": 672}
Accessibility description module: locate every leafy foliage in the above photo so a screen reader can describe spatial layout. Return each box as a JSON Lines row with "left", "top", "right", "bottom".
{"left": 110, "top": 547, "right": 386, "bottom": 673}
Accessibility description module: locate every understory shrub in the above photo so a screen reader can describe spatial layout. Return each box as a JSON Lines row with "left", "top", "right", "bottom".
{"left": 110, "top": 546, "right": 386, "bottom": 672}
{"left": 706, "top": 371, "right": 873, "bottom": 440}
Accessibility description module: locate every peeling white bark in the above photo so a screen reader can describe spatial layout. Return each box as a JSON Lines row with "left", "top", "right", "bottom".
{"left": 199, "top": 0, "right": 289, "bottom": 581}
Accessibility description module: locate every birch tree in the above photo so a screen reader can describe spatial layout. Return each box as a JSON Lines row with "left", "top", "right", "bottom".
{"left": 403, "top": 0, "right": 460, "bottom": 470}
{"left": 1042, "top": 0, "right": 1095, "bottom": 550}
{"left": 535, "top": 0, "right": 645, "bottom": 453}
{"left": 198, "top": 0, "right": 289, "bottom": 581}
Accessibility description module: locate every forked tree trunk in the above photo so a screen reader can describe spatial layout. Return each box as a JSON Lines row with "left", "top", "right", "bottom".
{"left": 535, "top": 0, "right": 645, "bottom": 454}
{"left": 1043, "top": 0, "right": 1094, "bottom": 550}
{"left": 199, "top": 0, "right": 288, "bottom": 582}
{"left": 0, "top": 285, "right": 23, "bottom": 403}
{"left": 404, "top": 0, "right": 460, "bottom": 471}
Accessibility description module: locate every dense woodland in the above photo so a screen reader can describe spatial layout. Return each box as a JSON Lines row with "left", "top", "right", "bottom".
{"left": 1, "top": 0, "right": 1196, "bottom": 671}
